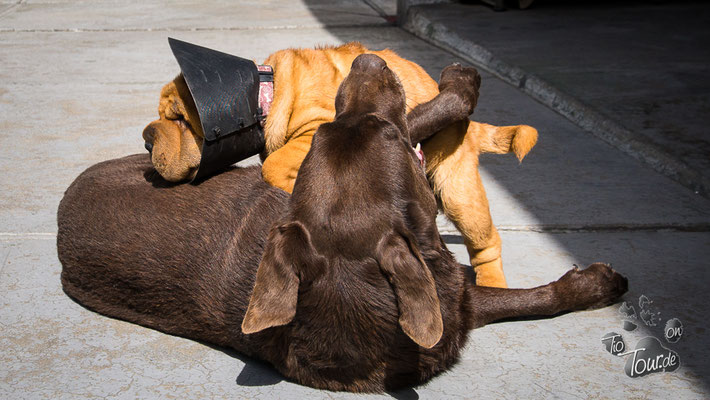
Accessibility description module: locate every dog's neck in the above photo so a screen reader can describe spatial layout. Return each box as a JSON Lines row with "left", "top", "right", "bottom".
{"left": 257, "top": 65, "right": 274, "bottom": 127}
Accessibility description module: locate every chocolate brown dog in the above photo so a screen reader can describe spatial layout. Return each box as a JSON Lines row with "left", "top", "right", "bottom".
{"left": 58, "top": 54, "right": 627, "bottom": 392}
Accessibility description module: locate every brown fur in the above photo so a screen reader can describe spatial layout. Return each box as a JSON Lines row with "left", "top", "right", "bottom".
{"left": 142, "top": 42, "right": 538, "bottom": 288}
{"left": 60, "top": 55, "right": 626, "bottom": 393}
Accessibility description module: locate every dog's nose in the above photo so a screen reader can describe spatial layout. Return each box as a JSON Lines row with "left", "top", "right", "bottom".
{"left": 142, "top": 121, "right": 158, "bottom": 153}
{"left": 351, "top": 54, "right": 387, "bottom": 73}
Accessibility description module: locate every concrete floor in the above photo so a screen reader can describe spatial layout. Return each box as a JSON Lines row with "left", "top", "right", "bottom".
{"left": 405, "top": 1, "right": 710, "bottom": 196}
{"left": 1, "top": 1, "right": 709, "bottom": 398}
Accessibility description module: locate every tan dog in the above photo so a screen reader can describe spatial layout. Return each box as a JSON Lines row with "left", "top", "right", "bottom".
{"left": 142, "top": 42, "right": 538, "bottom": 288}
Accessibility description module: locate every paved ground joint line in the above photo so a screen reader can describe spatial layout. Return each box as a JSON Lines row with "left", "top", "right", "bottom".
{"left": 4, "top": 222, "right": 710, "bottom": 241}
{"left": 495, "top": 224, "right": 710, "bottom": 233}
{"left": 4, "top": 221, "right": 710, "bottom": 242}
{"left": 438, "top": 222, "right": 710, "bottom": 237}
{"left": 0, "top": 247, "right": 12, "bottom": 288}
{"left": 0, "top": 22, "right": 393, "bottom": 34}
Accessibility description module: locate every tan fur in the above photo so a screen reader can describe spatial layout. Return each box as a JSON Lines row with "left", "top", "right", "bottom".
{"left": 142, "top": 42, "right": 539, "bottom": 287}
{"left": 143, "top": 76, "right": 203, "bottom": 181}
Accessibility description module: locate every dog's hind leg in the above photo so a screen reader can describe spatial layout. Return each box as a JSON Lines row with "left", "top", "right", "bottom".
{"left": 423, "top": 121, "right": 507, "bottom": 288}
{"left": 467, "top": 263, "right": 628, "bottom": 328}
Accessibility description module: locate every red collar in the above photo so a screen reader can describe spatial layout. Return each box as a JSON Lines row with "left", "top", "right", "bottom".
{"left": 257, "top": 65, "right": 274, "bottom": 127}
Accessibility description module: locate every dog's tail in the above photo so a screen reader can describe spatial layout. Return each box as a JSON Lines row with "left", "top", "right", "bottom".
{"left": 473, "top": 122, "right": 538, "bottom": 161}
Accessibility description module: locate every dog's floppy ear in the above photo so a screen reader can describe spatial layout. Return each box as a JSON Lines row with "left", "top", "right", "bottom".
{"left": 376, "top": 231, "right": 443, "bottom": 348}
{"left": 242, "top": 221, "right": 313, "bottom": 334}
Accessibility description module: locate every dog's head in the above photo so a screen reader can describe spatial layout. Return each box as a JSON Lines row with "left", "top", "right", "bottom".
{"left": 242, "top": 54, "right": 443, "bottom": 350}
{"left": 142, "top": 75, "right": 204, "bottom": 182}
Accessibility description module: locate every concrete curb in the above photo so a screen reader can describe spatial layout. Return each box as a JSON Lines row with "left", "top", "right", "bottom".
{"left": 401, "top": 6, "right": 710, "bottom": 198}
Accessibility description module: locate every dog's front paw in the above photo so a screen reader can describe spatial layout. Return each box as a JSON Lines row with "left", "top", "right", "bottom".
{"left": 438, "top": 63, "right": 481, "bottom": 116}
{"left": 555, "top": 263, "right": 628, "bottom": 312}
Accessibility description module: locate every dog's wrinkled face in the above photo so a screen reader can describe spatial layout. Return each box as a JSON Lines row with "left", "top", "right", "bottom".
{"left": 142, "top": 75, "right": 204, "bottom": 182}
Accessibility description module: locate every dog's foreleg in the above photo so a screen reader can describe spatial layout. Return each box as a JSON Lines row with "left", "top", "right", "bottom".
{"left": 467, "top": 263, "right": 628, "bottom": 328}
{"left": 407, "top": 64, "right": 481, "bottom": 144}
{"left": 423, "top": 127, "right": 508, "bottom": 288}
{"left": 408, "top": 91, "right": 471, "bottom": 144}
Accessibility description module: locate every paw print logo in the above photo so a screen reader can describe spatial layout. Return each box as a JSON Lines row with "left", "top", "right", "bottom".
{"left": 640, "top": 308, "right": 661, "bottom": 327}
{"left": 618, "top": 301, "right": 637, "bottom": 331}
{"left": 602, "top": 294, "right": 684, "bottom": 378}
{"left": 619, "top": 301, "right": 636, "bottom": 318}
{"left": 638, "top": 294, "right": 660, "bottom": 327}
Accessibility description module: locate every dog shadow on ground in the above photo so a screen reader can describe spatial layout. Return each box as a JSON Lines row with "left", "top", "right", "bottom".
{"left": 200, "top": 339, "right": 421, "bottom": 398}
{"left": 232, "top": 352, "right": 419, "bottom": 399}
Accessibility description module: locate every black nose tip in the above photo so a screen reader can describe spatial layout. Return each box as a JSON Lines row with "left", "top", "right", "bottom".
{"left": 144, "top": 142, "right": 153, "bottom": 153}
{"left": 351, "top": 54, "right": 387, "bottom": 72}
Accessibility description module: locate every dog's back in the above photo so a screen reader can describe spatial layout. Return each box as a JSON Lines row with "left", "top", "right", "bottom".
{"left": 58, "top": 154, "right": 288, "bottom": 349}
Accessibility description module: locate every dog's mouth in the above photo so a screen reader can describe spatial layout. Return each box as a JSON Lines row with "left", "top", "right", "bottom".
{"left": 414, "top": 143, "right": 425, "bottom": 169}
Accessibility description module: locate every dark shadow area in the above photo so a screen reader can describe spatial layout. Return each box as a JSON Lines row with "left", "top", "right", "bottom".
{"left": 143, "top": 167, "right": 182, "bottom": 188}
{"left": 441, "top": 234, "right": 464, "bottom": 245}
{"left": 222, "top": 340, "right": 425, "bottom": 398}
{"left": 542, "top": 231, "right": 710, "bottom": 385}
{"left": 388, "top": 387, "right": 420, "bottom": 400}
{"left": 443, "top": 0, "right": 710, "bottom": 187}
{"left": 300, "top": 0, "right": 710, "bottom": 391}
{"left": 142, "top": 161, "right": 239, "bottom": 188}
{"left": 466, "top": 0, "right": 702, "bottom": 9}
{"left": 232, "top": 354, "right": 285, "bottom": 387}
{"left": 197, "top": 342, "right": 286, "bottom": 387}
